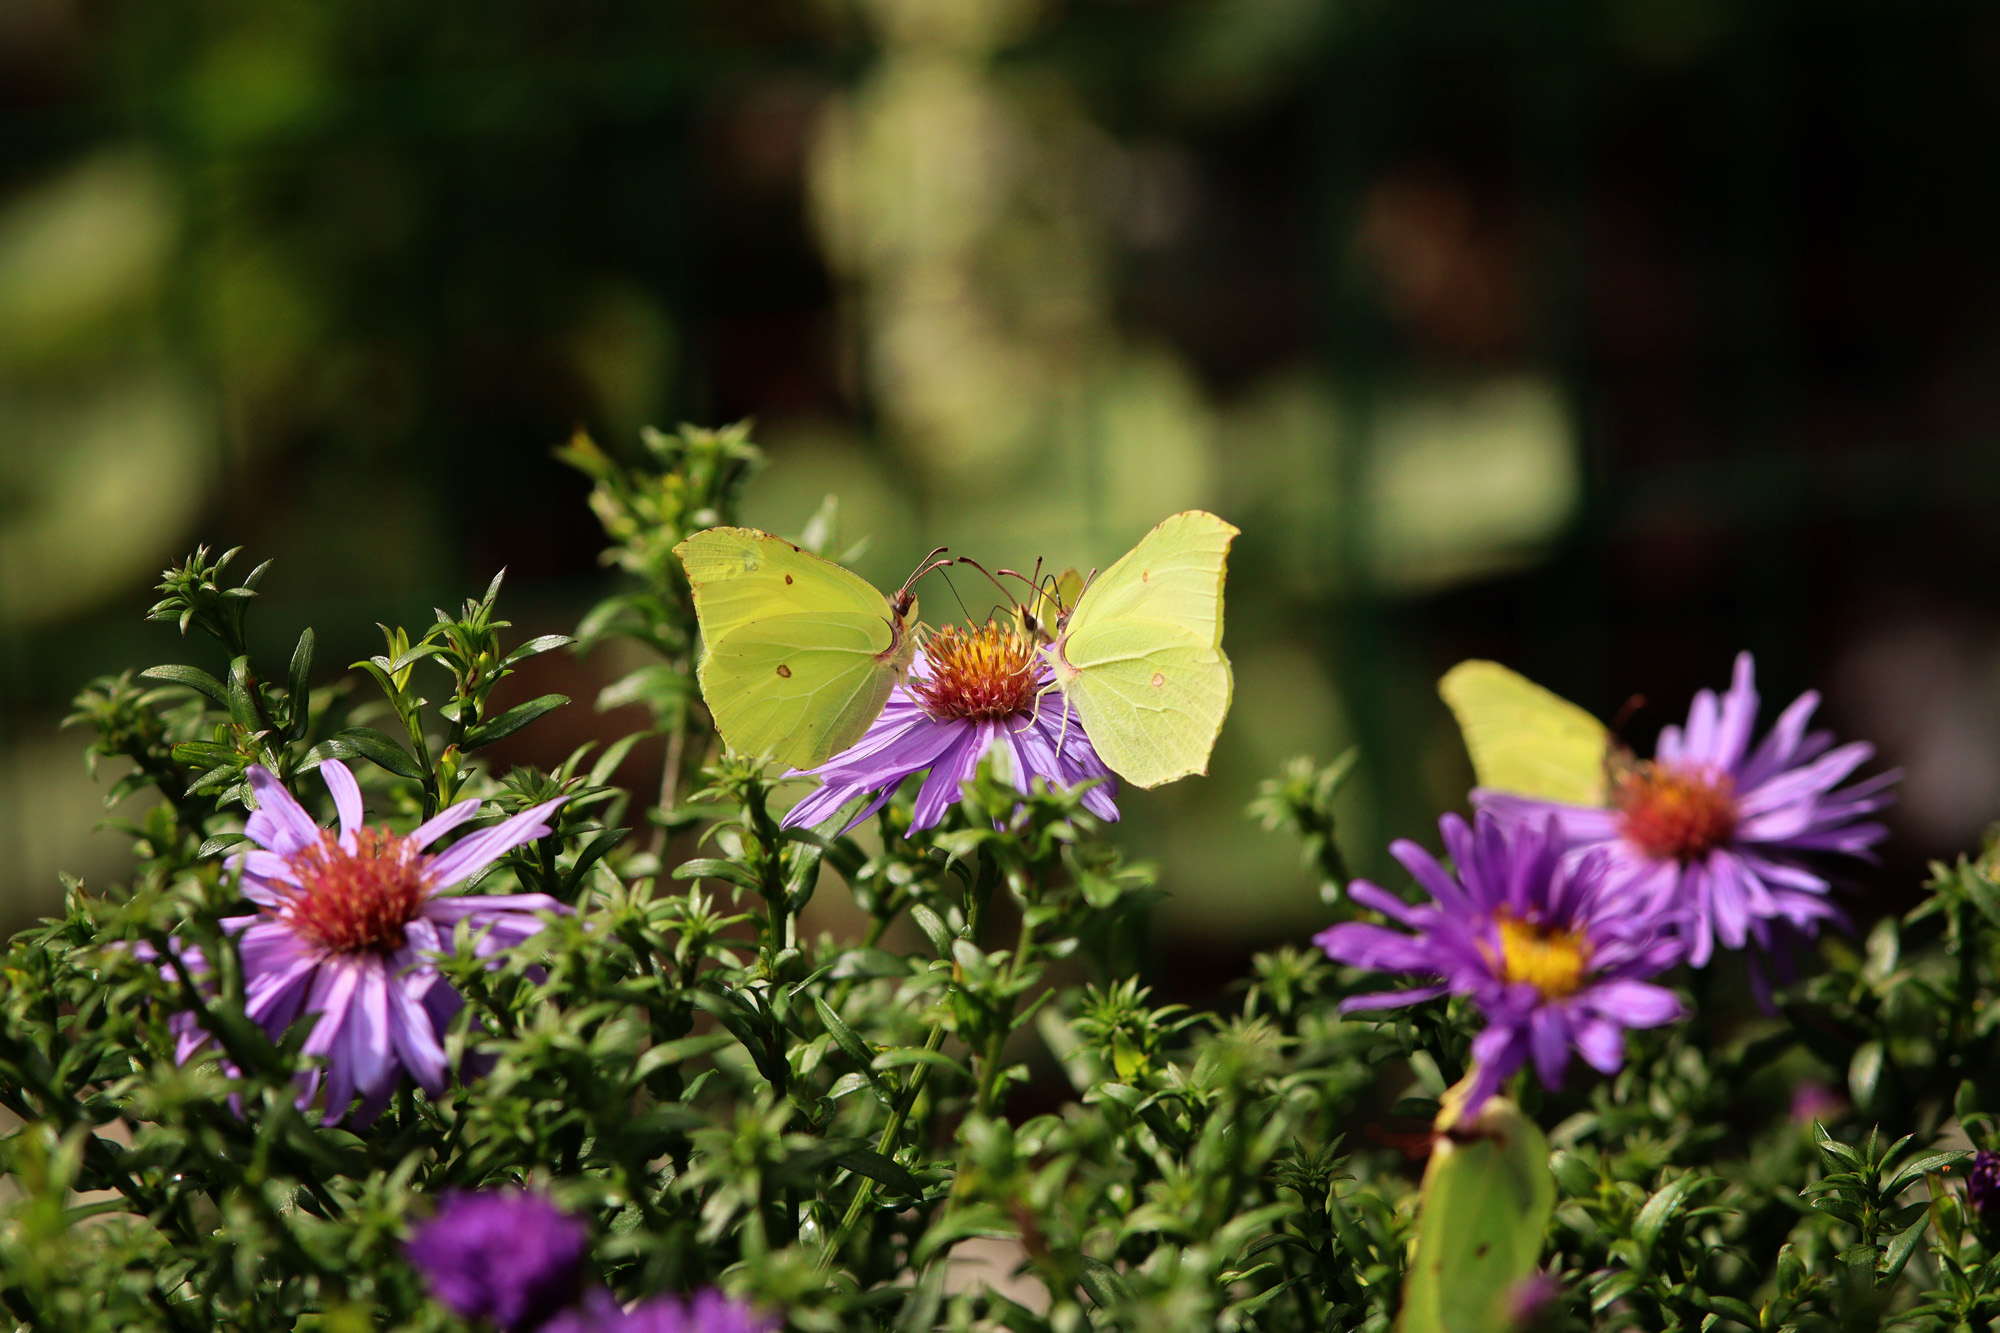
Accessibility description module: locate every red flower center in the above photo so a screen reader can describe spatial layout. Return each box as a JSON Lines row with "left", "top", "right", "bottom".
{"left": 281, "top": 828, "right": 431, "bottom": 952}
{"left": 909, "top": 622, "right": 1041, "bottom": 722}
{"left": 1614, "top": 762, "right": 1739, "bottom": 862}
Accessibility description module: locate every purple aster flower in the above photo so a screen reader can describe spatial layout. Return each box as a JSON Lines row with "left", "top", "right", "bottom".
{"left": 406, "top": 1189, "right": 590, "bottom": 1332}
{"left": 781, "top": 621, "right": 1117, "bottom": 836}
{"left": 1476, "top": 652, "right": 1897, "bottom": 968}
{"left": 181, "top": 761, "right": 565, "bottom": 1123}
{"left": 1315, "top": 812, "right": 1686, "bottom": 1116}
{"left": 1969, "top": 1150, "right": 2000, "bottom": 1229}
{"left": 544, "top": 1289, "right": 775, "bottom": 1333}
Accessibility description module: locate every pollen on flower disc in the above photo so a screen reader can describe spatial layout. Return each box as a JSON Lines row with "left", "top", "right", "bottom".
{"left": 1615, "top": 762, "right": 1739, "bottom": 862}
{"left": 282, "top": 829, "right": 431, "bottom": 953}
{"left": 911, "top": 622, "right": 1040, "bottom": 722}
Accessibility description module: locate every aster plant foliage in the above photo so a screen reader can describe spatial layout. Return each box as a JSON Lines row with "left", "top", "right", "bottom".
{"left": 9, "top": 423, "right": 2000, "bottom": 1333}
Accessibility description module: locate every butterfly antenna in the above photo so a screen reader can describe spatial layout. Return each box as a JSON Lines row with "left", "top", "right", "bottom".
{"left": 1604, "top": 693, "right": 1648, "bottom": 786}
{"left": 935, "top": 568, "right": 978, "bottom": 626}
{"left": 890, "top": 546, "right": 951, "bottom": 607}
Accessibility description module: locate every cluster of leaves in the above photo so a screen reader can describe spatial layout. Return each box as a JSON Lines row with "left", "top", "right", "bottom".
{"left": 12, "top": 424, "right": 2000, "bottom": 1331}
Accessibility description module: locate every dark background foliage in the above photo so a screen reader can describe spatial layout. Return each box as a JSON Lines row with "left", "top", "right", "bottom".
{"left": 5, "top": 0, "right": 1997, "bottom": 985}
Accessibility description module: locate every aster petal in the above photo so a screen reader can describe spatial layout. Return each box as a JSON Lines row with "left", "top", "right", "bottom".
{"left": 1710, "top": 652, "right": 1761, "bottom": 771}
{"left": 1388, "top": 837, "right": 1472, "bottom": 916}
{"left": 1528, "top": 1006, "right": 1573, "bottom": 1089}
{"left": 836, "top": 777, "right": 915, "bottom": 837}
{"left": 910, "top": 725, "right": 987, "bottom": 831}
{"left": 1316, "top": 922, "right": 1443, "bottom": 974}
{"left": 337, "top": 958, "right": 398, "bottom": 1113}
{"left": 1704, "top": 854, "right": 1751, "bottom": 951}
{"left": 1737, "top": 742, "right": 1875, "bottom": 818}
{"left": 1462, "top": 1023, "right": 1530, "bottom": 1118}
{"left": 246, "top": 765, "right": 323, "bottom": 856}
{"left": 1580, "top": 978, "right": 1684, "bottom": 1028}
{"left": 1681, "top": 686, "right": 1720, "bottom": 763}
{"left": 387, "top": 972, "right": 449, "bottom": 1095}
{"left": 1346, "top": 880, "right": 1426, "bottom": 926}
{"left": 1473, "top": 790, "right": 1619, "bottom": 841}
{"left": 409, "top": 798, "right": 485, "bottom": 851}
{"left": 1572, "top": 1016, "right": 1627, "bottom": 1074}
{"left": 299, "top": 958, "right": 361, "bottom": 1056}
{"left": 1337, "top": 983, "right": 1451, "bottom": 1012}
{"left": 320, "top": 760, "right": 365, "bottom": 846}
{"left": 424, "top": 798, "right": 565, "bottom": 891}
{"left": 1737, "top": 689, "right": 1822, "bottom": 788}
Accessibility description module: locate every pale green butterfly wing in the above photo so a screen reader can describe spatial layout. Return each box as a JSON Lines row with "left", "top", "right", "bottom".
{"left": 675, "top": 527, "right": 918, "bottom": 770}
{"left": 1052, "top": 511, "right": 1237, "bottom": 789}
{"left": 1439, "top": 660, "right": 1610, "bottom": 807}
{"left": 1399, "top": 1094, "right": 1555, "bottom": 1333}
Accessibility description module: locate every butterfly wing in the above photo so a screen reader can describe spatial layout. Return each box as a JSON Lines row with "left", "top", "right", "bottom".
{"left": 1053, "top": 511, "right": 1237, "bottom": 789}
{"left": 1399, "top": 1096, "right": 1555, "bottom": 1333}
{"left": 676, "top": 528, "right": 918, "bottom": 770}
{"left": 1439, "top": 660, "right": 1610, "bottom": 807}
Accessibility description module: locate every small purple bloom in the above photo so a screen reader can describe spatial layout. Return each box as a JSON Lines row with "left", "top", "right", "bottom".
{"left": 1789, "top": 1080, "right": 1848, "bottom": 1126}
{"left": 782, "top": 622, "right": 1117, "bottom": 836}
{"left": 1969, "top": 1151, "right": 2000, "bottom": 1228}
{"left": 541, "top": 1289, "right": 774, "bottom": 1333}
{"left": 406, "top": 1189, "right": 590, "bottom": 1332}
{"left": 1477, "top": 652, "right": 1897, "bottom": 968}
{"left": 1315, "top": 813, "right": 1686, "bottom": 1116}
{"left": 177, "top": 761, "right": 565, "bottom": 1123}
{"left": 1505, "top": 1271, "right": 1564, "bottom": 1331}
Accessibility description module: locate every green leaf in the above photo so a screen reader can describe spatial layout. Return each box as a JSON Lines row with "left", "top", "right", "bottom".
{"left": 463, "top": 693, "right": 569, "bottom": 749}
{"left": 315, "top": 728, "right": 426, "bottom": 781}
{"left": 672, "top": 859, "right": 763, "bottom": 891}
{"left": 910, "top": 904, "right": 955, "bottom": 958}
{"left": 504, "top": 634, "right": 575, "bottom": 666}
{"left": 1848, "top": 1040, "right": 1886, "bottom": 1109}
{"left": 814, "top": 997, "right": 880, "bottom": 1083}
{"left": 1884, "top": 1150, "right": 1972, "bottom": 1198}
{"left": 285, "top": 628, "right": 316, "bottom": 738}
{"left": 139, "top": 665, "right": 229, "bottom": 707}
{"left": 226, "top": 656, "right": 264, "bottom": 732}
{"left": 873, "top": 1048, "right": 972, "bottom": 1080}
{"left": 633, "top": 1032, "right": 738, "bottom": 1079}
{"left": 833, "top": 1147, "right": 925, "bottom": 1200}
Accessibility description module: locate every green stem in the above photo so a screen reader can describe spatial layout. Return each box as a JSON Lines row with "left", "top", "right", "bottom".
{"left": 974, "top": 911, "right": 1038, "bottom": 1117}
{"left": 818, "top": 1023, "right": 946, "bottom": 1272}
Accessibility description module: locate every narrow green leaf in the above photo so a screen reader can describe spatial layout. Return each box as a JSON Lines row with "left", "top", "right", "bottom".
{"left": 286, "top": 628, "right": 316, "bottom": 738}
{"left": 139, "top": 665, "right": 229, "bottom": 707}
{"left": 463, "top": 693, "right": 569, "bottom": 750}
{"left": 672, "top": 859, "right": 763, "bottom": 891}
{"left": 316, "top": 728, "right": 425, "bottom": 781}
{"left": 833, "top": 1147, "right": 924, "bottom": 1199}
{"left": 504, "top": 634, "right": 574, "bottom": 666}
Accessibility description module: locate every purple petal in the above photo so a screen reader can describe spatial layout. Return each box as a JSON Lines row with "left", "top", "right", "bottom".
{"left": 320, "top": 761, "right": 365, "bottom": 846}
{"left": 388, "top": 973, "right": 450, "bottom": 1094}
{"left": 1337, "top": 983, "right": 1451, "bottom": 1012}
{"left": 424, "top": 798, "right": 565, "bottom": 891}
{"left": 245, "top": 766, "right": 323, "bottom": 856}
{"left": 1581, "top": 978, "right": 1684, "bottom": 1028}
{"left": 1528, "top": 1006, "right": 1572, "bottom": 1089}
{"left": 1572, "top": 1016, "right": 1627, "bottom": 1073}
{"left": 410, "top": 798, "right": 484, "bottom": 851}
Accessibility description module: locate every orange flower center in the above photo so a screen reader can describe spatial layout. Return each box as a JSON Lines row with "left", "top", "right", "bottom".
{"left": 281, "top": 828, "right": 430, "bottom": 952}
{"left": 909, "top": 622, "right": 1041, "bottom": 722}
{"left": 1494, "top": 909, "right": 1592, "bottom": 998}
{"left": 1614, "top": 762, "right": 1739, "bottom": 862}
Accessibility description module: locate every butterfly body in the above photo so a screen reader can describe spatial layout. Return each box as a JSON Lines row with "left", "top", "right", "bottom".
{"left": 1047, "top": 511, "right": 1237, "bottom": 789}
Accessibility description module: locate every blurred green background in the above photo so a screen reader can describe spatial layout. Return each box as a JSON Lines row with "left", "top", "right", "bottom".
{"left": 7, "top": 0, "right": 1999, "bottom": 989}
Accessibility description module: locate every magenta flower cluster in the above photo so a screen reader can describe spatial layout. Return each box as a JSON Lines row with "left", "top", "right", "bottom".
{"left": 157, "top": 760, "right": 565, "bottom": 1124}
{"left": 1318, "top": 652, "right": 1895, "bottom": 1114}
{"left": 406, "top": 1190, "right": 770, "bottom": 1333}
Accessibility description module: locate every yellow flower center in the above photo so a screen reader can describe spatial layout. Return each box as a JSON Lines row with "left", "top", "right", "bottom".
{"left": 909, "top": 622, "right": 1040, "bottom": 722}
{"left": 1494, "top": 909, "right": 1592, "bottom": 999}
